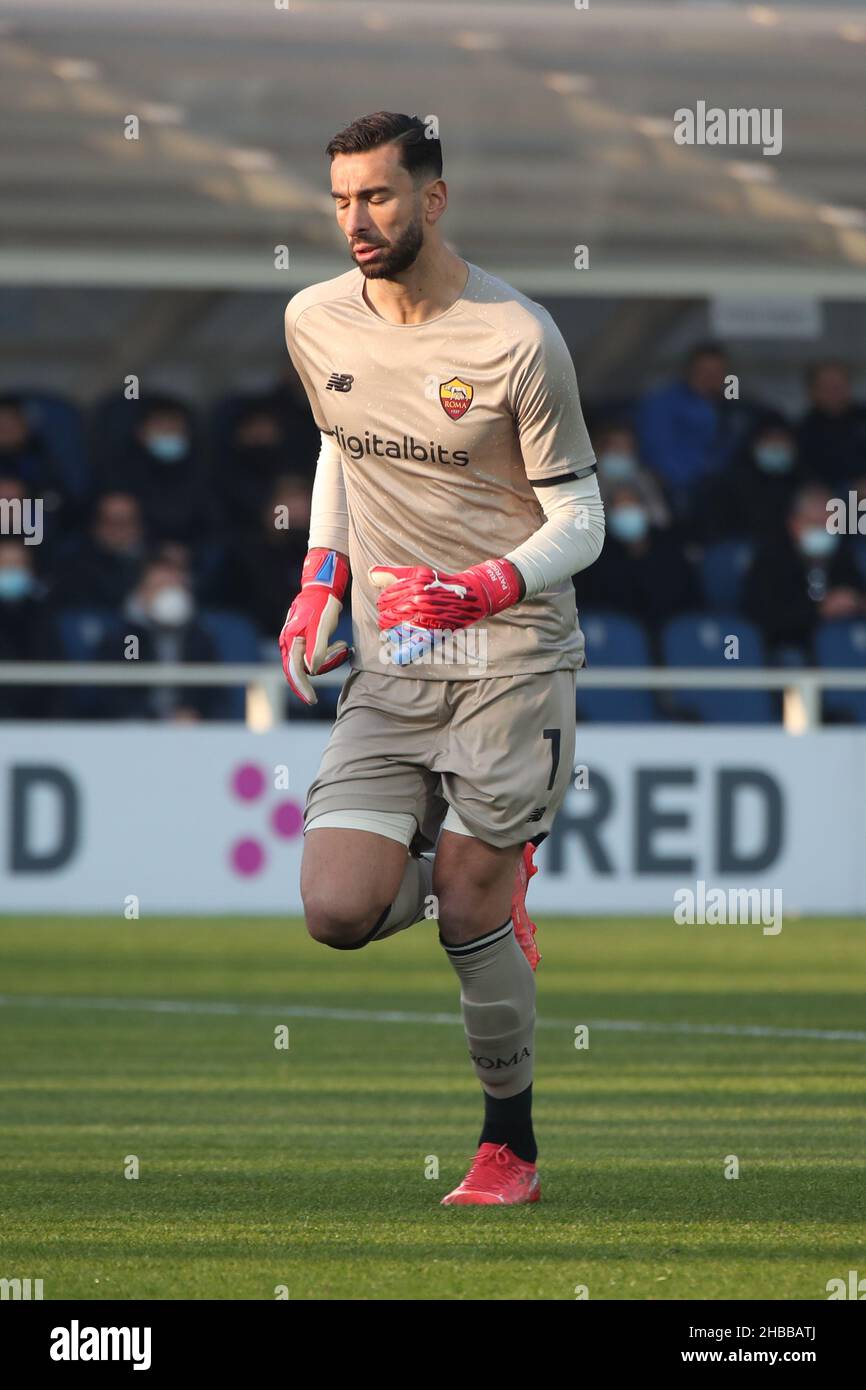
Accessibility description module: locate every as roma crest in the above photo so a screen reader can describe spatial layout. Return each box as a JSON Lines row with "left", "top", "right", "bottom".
{"left": 439, "top": 377, "right": 474, "bottom": 421}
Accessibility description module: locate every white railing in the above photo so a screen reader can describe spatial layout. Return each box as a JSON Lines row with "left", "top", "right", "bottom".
{"left": 1, "top": 662, "right": 865, "bottom": 731}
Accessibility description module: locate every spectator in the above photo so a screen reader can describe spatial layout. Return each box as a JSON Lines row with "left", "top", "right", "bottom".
{"left": 217, "top": 403, "right": 298, "bottom": 530}
{"left": 636, "top": 342, "right": 757, "bottom": 518}
{"left": 91, "top": 556, "right": 220, "bottom": 720}
{"left": 797, "top": 360, "right": 866, "bottom": 490}
{"left": 0, "top": 474, "right": 34, "bottom": 549}
{"left": 207, "top": 473, "right": 312, "bottom": 636}
{"left": 0, "top": 395, "right": 71, "bottom": 544}
{"left": 0, "top": 396, "right": 57, "bottom": 488}
{"left": 0, "top": 538, "right": 62, "bottom": 718}
{"left": 574, "top": 482, "right": 701, "bottom": 639}
{"left": 742, "top": 484, "right": 866, "bottom": 661}
{"left": 593, "top": 422, "right": 671, "bottom": 528}
{"left": 265, "top": 363, "right": 323, "bottom": 469}
{"left": 52, "top": 492, "right": 146, "bottom": 609}
{"left": 101, "top": 397, "right": 210, "bottom": 544}
{"left": 0, "top": 473, "right": 27, "bottom": 511}
{"left": 693, "top": 413, "right": 807, "bottom": 543}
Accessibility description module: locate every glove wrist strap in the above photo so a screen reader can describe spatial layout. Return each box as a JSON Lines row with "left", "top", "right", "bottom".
{"left": 474, "top": 557, "right": 523, "bottom": 614}
{"left": 302, "top": 547, "right": 350, "bottom": 600}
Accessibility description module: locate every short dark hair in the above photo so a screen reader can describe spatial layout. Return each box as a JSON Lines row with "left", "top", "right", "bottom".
{"left": 806, "top": 358, "right": 849, "bottom": 388}
{"left": 686, "top": 340, "right": 727, "bottom": 366}
{"left": 326, "top": 111, "right": 442, "bottom": 183}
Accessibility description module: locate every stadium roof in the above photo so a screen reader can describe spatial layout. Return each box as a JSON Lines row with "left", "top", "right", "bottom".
{"left": 1, "top": 0, "right": 865, "bottom": 300}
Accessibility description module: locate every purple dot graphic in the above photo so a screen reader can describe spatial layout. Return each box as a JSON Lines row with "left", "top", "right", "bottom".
{"left": 232, "top": 763, "right": 265, "bottom": 801}
{"left": 231, "top": 839, "right": 265, "bottom": 875}
{"left": 271, "top": 801, "right": 303, "bottom": 839}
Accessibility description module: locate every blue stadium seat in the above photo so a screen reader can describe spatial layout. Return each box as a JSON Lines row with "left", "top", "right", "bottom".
{"left": 660, "top": 612, "right": 776, "bottom": 723}
{"left": 57, "top": 607, "right": 121, "bottom": 717}
{"left": 576, "top": 610, "right": 657, "bottom": 722}
{"left": 57, "top": 607, "right": 119, "bottom": 660}
{"left": 815, "top": 619, "right": 866, "bottom": 723}
{"left": 700, "top": 539, "right": 753, "bottom": 613}
{"left": 20, "top": 392, "right": 90, "bottom": 501}
{"left": 199, "top": 609, "right": 263, "bottom": 720}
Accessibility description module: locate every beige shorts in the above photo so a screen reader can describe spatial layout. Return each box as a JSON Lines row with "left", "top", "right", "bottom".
{"left": 304, "top": 666, "right": 578, "bottom": 851}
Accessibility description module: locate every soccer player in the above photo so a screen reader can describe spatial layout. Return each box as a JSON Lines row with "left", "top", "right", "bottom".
{"left": 280, "top": 112, "right": 604, "bottom": 1206}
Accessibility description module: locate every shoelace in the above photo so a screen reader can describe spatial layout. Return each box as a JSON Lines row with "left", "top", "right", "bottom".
{"left": 463, "top": 1144, "right": 519, "bottom": 1184}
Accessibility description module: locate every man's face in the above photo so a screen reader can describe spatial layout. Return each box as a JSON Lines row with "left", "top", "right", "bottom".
{"left": 688, "top": 352, "right": 728, "bottom": 399}
{"left": 0, "top": 541, "right": 29, "bottom": 574}
{"left": 0, "top": 406, "right": 29, "bottom": 451}
{"left": 331, "top": 144, "right": 427, "bottom": 279}
{"left": 789, "top": 492, "right": 830, "bottom": 542}
{"left": 602, "top": 428, "right": 636, "bottom": 458}
{"left": 138, "top": 409, "right": 190, "bottom": 459}
{"left": 236, "top": 413, "right": 282, "bottom": 448}
{"left": 269, "top": 475, "right": 311, "bottom": 533}
{"left": 0, "top": 476, "right": 25, "bottom": 504}
{"left": 94, "top": 494, "right": 142, "bottom": 554}
{"left": 811, "top": 365, "right": 850, "bottom": 414}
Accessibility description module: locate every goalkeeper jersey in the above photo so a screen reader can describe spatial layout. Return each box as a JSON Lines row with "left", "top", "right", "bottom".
{"left": 284, "top": 260, "right": 596, "bottom": 680}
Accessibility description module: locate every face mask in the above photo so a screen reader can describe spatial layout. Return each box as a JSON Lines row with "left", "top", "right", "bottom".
{"left": 798, "top": 527, "right": 838, "bottom": 560}
{"left": 0, "top": 568, "right": 33, "bottom": 601}
{"left": 147, "top": 434, "right": 188, "bottom": 464}
{"left": 149, "top": 585, "right": 193, "bottom": 627}
{"left": 609, "top": 504, "right": 649, "bottom": 544}
{"left": 598, "top": 451, "right": 637, "bottom": 482}
{"left": 754, "top": 443, "right": 794, "bottom": 474}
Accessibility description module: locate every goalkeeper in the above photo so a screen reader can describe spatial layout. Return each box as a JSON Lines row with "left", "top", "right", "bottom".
{"left": 279, "top": 110, "right": 604, "bottom": 1207}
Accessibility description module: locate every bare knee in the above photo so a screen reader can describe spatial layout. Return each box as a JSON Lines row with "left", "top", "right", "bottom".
{"left": 302, "top": 888, "right": 389, "bottom": 949}
{"left": 300, "top": 827, "right": 407, "bottom": 948}
{"left": 435, "top": 883, "right": 495, "bottom": 942}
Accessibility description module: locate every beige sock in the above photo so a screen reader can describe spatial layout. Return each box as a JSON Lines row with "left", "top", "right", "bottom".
{"left": 369, "top": 854, "right": 435, "bottom": 942}
{"left": 441, "top": 920, "right": 536, "bottom": 1098}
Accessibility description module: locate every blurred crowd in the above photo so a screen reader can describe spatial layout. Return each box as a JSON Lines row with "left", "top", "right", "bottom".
{"left": 1, "top": 344, "right": 865, "bottom": 721}
{"left": 0, "top": 373, "right": 317, "bottom": 720}
{"left": 579, "top": 346, "right": 866, "bottom": 668}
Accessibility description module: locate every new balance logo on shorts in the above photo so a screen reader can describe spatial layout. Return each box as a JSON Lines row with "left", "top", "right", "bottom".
{"left": 326, "top": 372, "right": 354, "bottom": 392}
{"left": 525, "top": 807, "right": 547, "bottom": 822}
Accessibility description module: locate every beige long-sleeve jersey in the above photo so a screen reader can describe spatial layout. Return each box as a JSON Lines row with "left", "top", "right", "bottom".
{"left": 286, "top": 260, "right": 602, "bottom": 679}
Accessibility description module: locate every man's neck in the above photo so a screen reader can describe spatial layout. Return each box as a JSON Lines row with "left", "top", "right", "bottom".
{"left": 362, "top": 249, "right": 469, "bottom": 326}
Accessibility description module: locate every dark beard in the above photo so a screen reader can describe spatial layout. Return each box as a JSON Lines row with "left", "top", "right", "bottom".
{"left": 354, "top": 217, "right": 424, "bottom": 279}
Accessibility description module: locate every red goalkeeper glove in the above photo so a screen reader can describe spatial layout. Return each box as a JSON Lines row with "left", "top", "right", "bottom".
{"left": 369, "top": 558, "right": 523, "bottom": 633}
{"left": 279, "top": 548, "right": 351, "bottom": 704}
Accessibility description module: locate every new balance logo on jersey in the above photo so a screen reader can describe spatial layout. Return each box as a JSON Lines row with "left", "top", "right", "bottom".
{"left": 525, "top": 807, "right": 547, "bottom": 823}
{"left": 326, "top": 373, "right": 354, "bottom": 393}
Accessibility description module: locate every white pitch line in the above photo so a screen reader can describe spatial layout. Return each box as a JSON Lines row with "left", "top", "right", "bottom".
{"left": 0, "top": 995, "right": 864, "bottom": 1043}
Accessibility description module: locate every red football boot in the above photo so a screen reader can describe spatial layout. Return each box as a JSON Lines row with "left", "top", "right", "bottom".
{"left": 511, "top": 842, "right": 541, "bottom": 971}
{"left": 441, "top": 1142, "right": 541, "bottom": 1206}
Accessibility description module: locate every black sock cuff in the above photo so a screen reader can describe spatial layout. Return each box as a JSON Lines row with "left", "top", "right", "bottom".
{"left": 329, "top": 904, "right": 391, "bottom": 950}
{"left": 480, "top": 1083, "right": 536, "bottom": 1164}
{"left": 439, "top": 917, "right": 513, "bottom": 958}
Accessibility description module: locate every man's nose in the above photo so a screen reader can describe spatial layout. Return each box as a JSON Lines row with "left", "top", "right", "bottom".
{"left": 343, "top": 207, "right": 369, "bottom": 239}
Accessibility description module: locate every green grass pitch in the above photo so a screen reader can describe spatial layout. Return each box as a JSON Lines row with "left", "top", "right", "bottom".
{"left": 1, "top": 917, "right": 864, "bottom": 1300}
